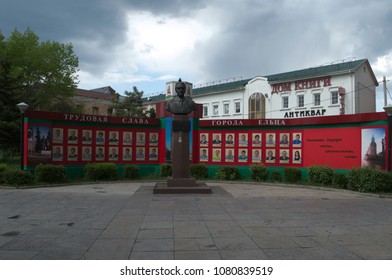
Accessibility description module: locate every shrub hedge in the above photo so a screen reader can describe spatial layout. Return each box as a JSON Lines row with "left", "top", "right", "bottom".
{"left": 308, "top": 165, "right": 334, "bottom": 185}
{"left": 284, "top": 167, "right": 302, "bottom": 183}
{"left": 35, "top": 164, "right": 67, "bottom": 183}
{"left": 160, "top": 164, "right": 172, "bottom": 178}
{"left": 0, "top": 163, "right": 8, "bottom": 184}
{"left": 216, "top": 166, "right": 240, "bottom": 180}
{"left": 270, "top": 170, "right": 282, "bottom": 182}
{"left": 84, "top": 163, "right": 118, "bottom": 181}
{"left": 347, "top": 167, "right": 390, "bottom": 193}
{"left": 2, "top": 169, "right": 34, "bottom": 186}
{"left": 250, "top": 164, "right": 268, "bottom": 181}
{"left": 190, "top": 164, "right": 208, "bottom": 179}
{"left": 124, "top": 165, "right": 139, "bottom": 179}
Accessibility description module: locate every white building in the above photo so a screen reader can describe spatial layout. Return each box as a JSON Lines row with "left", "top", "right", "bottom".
{"left": 144, "top": 59, "right": 379, "bottom": 119}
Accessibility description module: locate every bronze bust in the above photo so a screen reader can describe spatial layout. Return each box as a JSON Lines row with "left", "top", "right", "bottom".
{"left": 165, "top": 79, "right": 196, "bottom": 115}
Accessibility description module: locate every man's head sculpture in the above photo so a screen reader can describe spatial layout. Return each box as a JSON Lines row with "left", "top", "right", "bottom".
{"left": 175, "top": 78, "right": 186, "bottom": 98}
{"left": 165, "top": 78, "right": 196, "bottom": 115}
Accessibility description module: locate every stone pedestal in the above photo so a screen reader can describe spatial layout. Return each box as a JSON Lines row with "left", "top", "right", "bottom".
{"left": 153, "top": 114, "right": 211, "bottom": 194}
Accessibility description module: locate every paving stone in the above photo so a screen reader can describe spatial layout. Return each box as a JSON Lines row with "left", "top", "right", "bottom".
{"left": 175, "top": 250, "right": 222, "bottom": 260}
{"left": 174, "top": 238, "right": 217, "bottom": 251}
{"left": 132, "top": 238, "right": 174, "bottom": 252}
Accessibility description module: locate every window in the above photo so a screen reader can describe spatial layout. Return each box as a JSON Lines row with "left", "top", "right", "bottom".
{"left": 203, "top": 105, "right": 208, "bottom": 117}
{"left": 282, "top": 96, "right": 289, "bottom": 109}
{"left": 297, "top": 95, "right": 304, "bottom": 107}
{"left": 213, "top": 104, "right": 219, "bottom": 115}
{"left": 314, "top": 93, "right": 321, "bottom": 106}
{"left": 235, "top": 101, "right": 241, "bottom": 114}
{"left": 249, "top": 93, "right": 265, "bottom": 119}
{"left": 223, "top": 103, "right": 230, "bottom": 115}
{"left": 331, "top": 91, "right": 339, "bottom": 105}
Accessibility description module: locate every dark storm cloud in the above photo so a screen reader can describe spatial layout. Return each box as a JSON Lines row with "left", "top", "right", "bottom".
{"left": 196, "top": 0, "right": 392, "bottom": 81}
{"left": 0, "top": 0, "right": 207, "bottom": 75}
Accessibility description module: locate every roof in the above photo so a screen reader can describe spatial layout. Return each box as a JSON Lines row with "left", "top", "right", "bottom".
{"left": 90, "top": 86, "right": 116, "bottom": 95}
{"left": 192, "top": 79, "right": 251, "bottom": 96}
{"left": 142, "top": 59, "right": 378, "bottom": 103}
{"left": 265, "top": 59, "right": 379, "bottom": 85}
{"left": 75, "top": 88, "right": 115, "bottom": 100}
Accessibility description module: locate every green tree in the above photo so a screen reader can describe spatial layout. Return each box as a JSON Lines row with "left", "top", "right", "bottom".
{"left": 0, "top": 28, "right": 79, "bottom": 150}
{"left": 114, "top": 86, "right": 146, "bottom": 117}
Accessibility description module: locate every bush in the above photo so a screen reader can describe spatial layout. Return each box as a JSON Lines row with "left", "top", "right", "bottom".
{"left": 2, "top": 169, "right": 34, "bottom": 186}
{"left": 332, "top": 173, "right": 348, "bottom": 189}
{"left": 284, "top": 167, "right": 302, "bottom": 183}
{"left": 0, "top": 163, "right": 8, "bottom": 184}
{"left": 160, "top": 164, "right": 172, "bottom": 178}
{"left": 35, "top": 164, "right": 66, "bottom": 183}
{"left": 308, "top": 165, "right": 333, "bottom": 185}
{"left": 270, "top": 170, "right": 282, "bottom": 182}
{"left": 215, "top": 166, "right": 240, "bottom": 180}
{"left": 124, "top": 165, "right": 139, "bottom": 179}
{"left": 84, "top": 163, "right": 118, "bottom": 181}
{"left": 250, "top": 164, "right": 268, "bottom": 181}
{"left": 347, "top": 167, "right": 389, "bottom": 193}
{"left": 190, "top": 164, "right": 208, "bottom": 179}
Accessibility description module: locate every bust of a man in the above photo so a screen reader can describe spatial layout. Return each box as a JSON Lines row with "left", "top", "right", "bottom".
{"left": 165, "top": 79, "right": 196, "bottom": 115}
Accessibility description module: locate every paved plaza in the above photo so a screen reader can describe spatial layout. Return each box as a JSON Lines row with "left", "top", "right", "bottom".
{"left": 0, "top": 181, "right": 391, "bottom": 260}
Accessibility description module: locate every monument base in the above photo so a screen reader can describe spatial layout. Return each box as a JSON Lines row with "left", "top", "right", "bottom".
{"left": 153, "top": 178, "right": 211, "bottom": 194}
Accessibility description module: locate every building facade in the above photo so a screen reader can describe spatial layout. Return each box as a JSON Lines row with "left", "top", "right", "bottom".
{"left": 144, "top": 59, "right": 379, "bottom": 119}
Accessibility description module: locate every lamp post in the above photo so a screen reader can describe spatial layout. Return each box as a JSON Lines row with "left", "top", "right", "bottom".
{"left": 383, "top": 104, "right": 392, "bottom": 172}
{"left": 16, "top": 102, "right": 29, "bottom": 170}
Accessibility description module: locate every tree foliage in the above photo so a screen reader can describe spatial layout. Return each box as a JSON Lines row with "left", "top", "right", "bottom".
{"left": 0, "top": 28, "right": 79, "bottom": 150}
{"left": 112, "top": 86, "right": 155, "bottom": 118}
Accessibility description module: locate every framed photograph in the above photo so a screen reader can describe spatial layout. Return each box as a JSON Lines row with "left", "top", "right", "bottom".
{"left": 136, "top": 132, "right": 146, "bottom": 146}
{"left": 67, "top": 129, "right": 78, "bottom": 144}
{"left": 149, "top": 147, "right": 158, "bottom": 161}
{"left": 225, "top": 133, "right": 234, "bottom": 147}
{"left": 108, "top": 147, "right": 119, "bottom": 161}
{"left": 279, "top": 149, "right": 290, "bottom": 163}
{"left": 81, "top": 146, "right": 92, "bottom": 161}
{"left": 212, "top": 148, "right": 221, "bottom": 162}
{"left": 252, "top": 133, "right": 262, "bottom": 147}
{"left": 123, "top": 132, "right": 133, "bottom": 145}
{"left": 67, "top": 146, "right": 78, "bottom": 161}
{"left": 109, "top": 131, "right": 119, "bottom": 145}
{"left": 238, "top": 149, "right": 248, "bottom": 162}
{"left": 52, "top": 128, "right": 63, "bottom": 144}
{"left": 266, "top": 133, "right": 276, "bottom": 147}
{"left": 95, "top": 147, "right": 105, "bottom": 161}
{"left": 251, "top": 149, "right": 262, "bottom": 163}
{"left": 149, "top": 132, "right": 159, "bottom": 146}
{"left": 293, "top": 149, "right": 302, "bottom": 164}
{"left": 292, "top": 132, "right": 302, "bottom": 147}
{"left": 199, "top": 148, "right": 208, "bottom": 162}
{"left": 279, "top": 133, "right": 290, "bottom": 147}
{"left": 225, "top": 149, "right": 235, "bottom": 162}
{"left": 239, "top": 133, "right": 248, "bottom": 146}
{"left": 200, "top": 133, "right": 208, "bottom": 147}
{"left": 52, "top": 146, "right": 63, "bottom": 161}
{"left": 265, "top": 149, "right": 276, "bottom": 163}
{"left": 82, "top": 130, "right": 92, "bottom": 144}
{"left": 136, "top": 147, "right": 145, "bottom": 161}
{"left": 212, "top": 133, "right": 222, "bottom": 146}
{"left": 122, "top": 147, "right": 132, "bottom": 161}
{"left": 96, "top": 130, "right": 105, "bottom": 145}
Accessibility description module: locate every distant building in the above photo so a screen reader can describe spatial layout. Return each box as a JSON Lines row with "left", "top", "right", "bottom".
{"left": 73, "top": 86, "right": 116, "bottom": 116}
{"left": 143, "top": 59, "right": 379, "bottom": 119}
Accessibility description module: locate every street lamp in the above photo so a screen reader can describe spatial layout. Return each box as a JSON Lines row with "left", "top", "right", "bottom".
{"left": 383, "top": 104, "right": 392, "bottom": 172}
{"left": 16, "top": 102, "right": 29, "bottom": 170}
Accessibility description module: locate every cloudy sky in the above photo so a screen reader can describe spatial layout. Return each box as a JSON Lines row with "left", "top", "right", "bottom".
{"left": 1, "top": 0, "right": 391, "bottom": 110}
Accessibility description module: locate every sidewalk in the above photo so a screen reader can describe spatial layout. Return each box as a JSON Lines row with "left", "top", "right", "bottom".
{"left": 0, "top": 181, "right": 391, "bottom": 260}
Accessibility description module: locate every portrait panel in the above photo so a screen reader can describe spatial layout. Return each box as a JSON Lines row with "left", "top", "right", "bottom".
{"left": 149, "top": 147, "right": 158, "bottom": 161}
{"left": 82, "top": 130, "right": 92, "bottom": 144}
{"left": 265, "top": 149, "right": 276, "bottom": 163}
{"left": 108, "top": 147, "right": 119, "bottom": 161}
{"left": 266, "top": 133, "right": 276, "bottom": 147}
{"left": 279, "top": 133, "right": 290, "bottom": 147}
{"left": 109, "top": 131, "right": 119, "bottom": 145}
{"left": 136, "top": 147, "right": 145, "bottom": 161}
{"left": 238, "top": 133, "right": 248, "bottom": 147}
{"left": 212, "top": 133, "right": 222, "bottom": 146}
{"left": 123, "top": 132, "right": 133, "bottom": 145}
{"left": 238, "top": 149, "right": 248, "bottom": 162}
{"left": 292, "top": 132, "right": 302, "bottom": 147}
{"left": 122, "top": 147, "right": 132, "bottom": 161}
{"left": 67, "top": 146, "right": 78, "bottom": 161}
{"left": 252, "top": 133, "right": 262, "bottom": 147}
{"left": 251, "top": 149, "right": 262, "bottom": 163}
{"left": 199, "top": 148, "right": 208, "bottom": 162}
{"left": 279, "top": 149, "right": 290, "bottom": 164}
{"left": 225, "top": 133, "right": 235, "bottom": 147}
{"left": 293, "top": 149, "right": 302, "bottom": 164}
{"left": 52, "top": 128, "right": 63, "bottom": 144}
{"left": 225, "top": 148, "right": 235, "bottom": 162}
{"left": 81, "top": 146, "right": 92, "bottom": 161}
{"left": 149, "top": 132, "right": 159, "bottom": 146}
{"left": 52, "top": 145, "right": 63, "bottom": 161}
{"left": 95, "top": 147, "right": 105, "bottom": 161}
{"left": 212, "top": 148, "right": 221, "bottom": 162}
{"left": 67, "top": 129, "right": 78, "bottom": 144}
{"left": 199, "top": 133, "right": 209, "bottom": 147}
{"left": 136, "top": 132, "right": 146, "bottom": 146}
{"left": 96, "top": 130, "right": 105, "bottom": 145}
